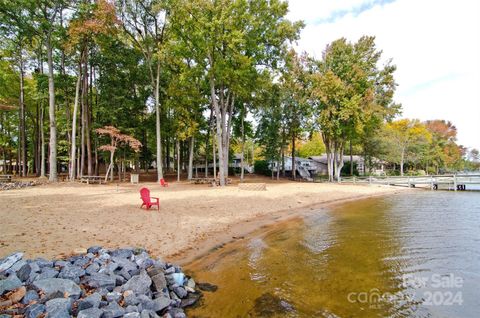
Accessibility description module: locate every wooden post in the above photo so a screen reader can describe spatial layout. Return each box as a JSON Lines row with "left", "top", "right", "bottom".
{"left": 408, "top": 177, "right": 411, "bottom": 188}
{"left": 369, "top": 176, "right": 372, "bottom": 184}
{"left": 453, "top": 174, "right": 457, "bottom": 191}
{"left": 430, "top": 175, "right": 434, "bottom": 190}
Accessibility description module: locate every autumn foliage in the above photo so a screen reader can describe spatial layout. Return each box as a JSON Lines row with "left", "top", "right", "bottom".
{"left": 96, "top": 126, "right": 142, "bottom": 181}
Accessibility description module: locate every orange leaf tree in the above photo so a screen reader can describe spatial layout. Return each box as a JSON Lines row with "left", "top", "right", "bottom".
{"left": 96, "top": 126, "right": 142, "bottom": 181}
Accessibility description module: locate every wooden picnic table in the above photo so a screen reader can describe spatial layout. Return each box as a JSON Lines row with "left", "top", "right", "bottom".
{"left": 190, "top": 177, "right": 232, "bottom": 185}
{"left": 0, "top": 175, "right": 13, "bottom": 183}
{"left": 79, "top": 176, "right": 104, "bottom": 184}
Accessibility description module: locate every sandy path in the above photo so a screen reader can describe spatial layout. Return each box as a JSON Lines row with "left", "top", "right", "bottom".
{"left": 0, "top": 178, "right": 402, "bottom": 262}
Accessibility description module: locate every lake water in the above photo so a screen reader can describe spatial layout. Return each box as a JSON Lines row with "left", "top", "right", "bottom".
{"left": 185, "top": 190, "right": 480, "bottom": 317}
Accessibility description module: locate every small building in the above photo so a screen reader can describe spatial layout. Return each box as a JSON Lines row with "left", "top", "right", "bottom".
{"left": 270, "top": 156, "right": 324, "bottom": 181}
{"left": 309, "top": 155, "right": 386, "bottom": 176}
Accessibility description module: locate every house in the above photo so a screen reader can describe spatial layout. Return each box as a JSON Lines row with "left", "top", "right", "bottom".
{"left": 309, "top": 155, "right": 386, "bottom": 176}
{"left": 270, "top": 156, "right": 324, "bottom": 181}
{"left": 231, "top": 154, "right": 253, "bottom": 173}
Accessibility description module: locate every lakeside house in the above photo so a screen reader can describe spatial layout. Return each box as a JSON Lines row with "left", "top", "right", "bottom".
{"left": 270, "top": 155, "right": 387, "bottom": 180}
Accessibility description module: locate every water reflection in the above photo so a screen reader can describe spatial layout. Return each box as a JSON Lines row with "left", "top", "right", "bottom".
{"left": 186, "top": 191, "right": 480, "bottom": 317}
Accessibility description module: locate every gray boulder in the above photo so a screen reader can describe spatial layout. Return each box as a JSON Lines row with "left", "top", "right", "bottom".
{"left": 123, "top": 290, "right": 138, "bottom": 306}
{"left": 102, "top": 301, "right": 125, "bottom": 318}
{"left": 123, "top": 270, "right": 152, "bottom": 295}
{"left": 25, "top": 303, "right": 46, "bottom": 318}
{"left": 106, "top": 291, "right": 122, "bottom": 302}
{"left": 73, "top": 257, "right": 89, "bottom": 267}
{"left": 87, "top": 246, "right": 102, "bottom": 254}
{"left": 54, "top": 260, "right": 69, "bottom": 268}
{"left": 36, "top": 267, "right": 59, "bottom": 280}
{"left": 58, "top": 266, "right": 85, "bottom": 283}
{"left": 22, "top": 289, "right": 40, "bottom": 304}
{"left": 0, "top": 274, "right": 22, "bottom": 295}
{"left": 110, "top": 248, "right": 133, "bottom": 259}
{"left": 173, "top": 286, "right": 187, "bottom": 299}
{"left": 0, "top": 253, "right": 23, "bottom": 273}
{"left": 32, "top": 278, "right": 82, "bottom": 299}
{"left": 140, "top": 309, "right": 160, "bottom": 318}
{"left": 151, "top": 273, "right": 167, "bottom": 291}
{"left": 34, "top": 258, "right": 54, "bottom": 268}
{"left": 77, "top": 292, "right": 101, "bottom": 311}
{"left": 126, "top": 305, "right": 139, "bottom": 313}
{"left": 77, "top": 308, "right": 103, "bottom": 318}
{"left": 85, "top": 273, "right": 116, "bottom": 290}
{"left": 111, "top": 256, "right": 137, "bottom": 273}
{"left": 85, "top": 263, "right": 100, "bottom": 275}
{"left": 10, "top": 259, "right": 27, "bottom": 272}
{"left": 168, "top": 308, "right": 186, "bottom": 318}
{"left": 45, "top": 298, "right": 73, "bottom": 317}
{"left": 142, "top": 297, "right": 170, "bottom": 313}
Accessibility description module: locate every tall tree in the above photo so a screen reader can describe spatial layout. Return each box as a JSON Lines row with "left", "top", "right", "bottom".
{"left": 171, "top": 0, "right": 302, "bottom": 185}
{"left": 117, "top": 0, "right": 169, "bottom": 182}
{"left": 66, "top": 0, "right": 118, "bottom": 180}
{"left": 312, "top": 36, "right": 399, "bottom": 181}
{"left": 381, "top": 119, "right": 431, "bottom": 175}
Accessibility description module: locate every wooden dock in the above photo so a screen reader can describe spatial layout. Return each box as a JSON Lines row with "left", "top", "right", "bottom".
{"left": 339, "top": 174, "right": 480, "bottom": 191}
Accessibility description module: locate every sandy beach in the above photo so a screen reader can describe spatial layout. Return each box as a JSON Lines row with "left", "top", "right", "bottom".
{"left": 0, "top": 177, "right": 404, "bottom": 263}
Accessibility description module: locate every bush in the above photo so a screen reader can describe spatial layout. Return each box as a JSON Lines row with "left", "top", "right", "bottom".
{"left": 254, "top": 160, "right": 271, "bottom": 176}
{"left": 341, "top": 161, "right": 359, "bottom": 176}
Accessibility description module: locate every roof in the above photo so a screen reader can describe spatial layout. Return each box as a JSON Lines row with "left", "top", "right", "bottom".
{"left": 309, "top": 155, "right": 366, "bottom": 164}
{"left": 309, "top": 155, "right": 386, "bottom": 164}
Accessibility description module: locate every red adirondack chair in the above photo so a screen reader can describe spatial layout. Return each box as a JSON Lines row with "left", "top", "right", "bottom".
{"left": 160, "top": 178, "right": 169, "bottom": 187}
{"left": 140, "top": 187, "right": 160, "bottom": 210}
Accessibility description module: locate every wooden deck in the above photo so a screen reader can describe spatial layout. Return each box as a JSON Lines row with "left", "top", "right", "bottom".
{"left": 79, "top": 176, "right": 104, "bottom": 184}
{"left": 190, "top": 177, "right": 232, "bottom": 186}
{"left": 0, "top": 175, "right": 13, "bottom": 183}
{"left": 339, "top": 174, "right": 480, "bottom": 191}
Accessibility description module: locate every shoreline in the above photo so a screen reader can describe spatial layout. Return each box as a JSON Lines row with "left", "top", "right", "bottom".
{"left": 0, "top": 179, "right": 409, "bottom": 264}
{"left": 172, "top": 187, "right": 408, "bottom": 266}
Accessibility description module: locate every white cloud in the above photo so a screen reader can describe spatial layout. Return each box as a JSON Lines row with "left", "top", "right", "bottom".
{"left": 288, "top": 0, "right": 480, "bottom": 151}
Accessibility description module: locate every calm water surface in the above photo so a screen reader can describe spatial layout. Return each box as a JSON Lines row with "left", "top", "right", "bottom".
{"left": 185, "top": 191, "right": 480, "bottom": 317}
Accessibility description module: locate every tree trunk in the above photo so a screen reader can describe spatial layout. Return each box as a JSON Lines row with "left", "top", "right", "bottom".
{"left": 35, "top": 100, "right": 40, "bottom": 175}
{"left": 240, "top": 111, "right": 245, "bottom": 181}
{"left": 205, "top": 107, "right": 213, "bottom": 177}
{"left": 94, "top": 137, "right": 99, "bottom": 176}
{"left": 69, "top": 65, "right": 82, "bottom": 181}
{"left": 276, "top": 155, "right": 280, "bottom": 180}
{"left": 350, "top": 139, "right": 353, "bottom": 176}
{"left": 212, "top": 131, "right": 217, "bottom": 179}
{"left": 176, "top": 139, "right": 180, "bottom": 182}
{"left": 84, "top": 51, "right": 93, "bottom": 176}
{"left": 187, "top": 136, "right": 194, "bottom": 180}
{"left": 105, "top": 150, "right": 114, "bottom": 182}
{"left": 400, "top": 147, "right": 405, "bottom": 176}
{"left": 80, "top": 94, "right": 85, "bottom": 177}
{"left": 334, "top": 142, "right": 345, "bottom": 182}
{"left": 281, "top": 127, "right": 286, "bottom": 177}
{"left": 19, "top": 55, "right": 27, "bottom": 177}
{"left": 291, "top": 133, "right": 296, "bottom": 180}
{"left": 0, "top": 114, "right": 7, "bottom": 173}
{"left": 155, "top": 62, "right": 163, "bottom": 182}
{"left": 40, "top": 102, "right": 46, "bottom": 177}
{"left": 324, "top": 136, "right": 333, "bottom": 182}
{"left": 209, "top": 76, "right": 225, "bottom": 186}
{"left": 224, "top": 95, "right": 234, "bottom": 179}
{"left": 166, "top": 135, "right": 170, "bottom": 172}
{"left": 46, "top": 34, "right": 57, "bottom": 182}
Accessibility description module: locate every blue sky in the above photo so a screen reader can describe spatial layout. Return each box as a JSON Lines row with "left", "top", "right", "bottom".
{"left": 287, "top": 0, "right": 480, "bottom": 151}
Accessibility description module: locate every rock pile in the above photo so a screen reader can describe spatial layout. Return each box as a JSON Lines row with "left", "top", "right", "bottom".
{"left": 0, "top": 247, "right": 203, "bottom": 317}
{"left": 0, "top": 181, "right": 38, "bottom": 191}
